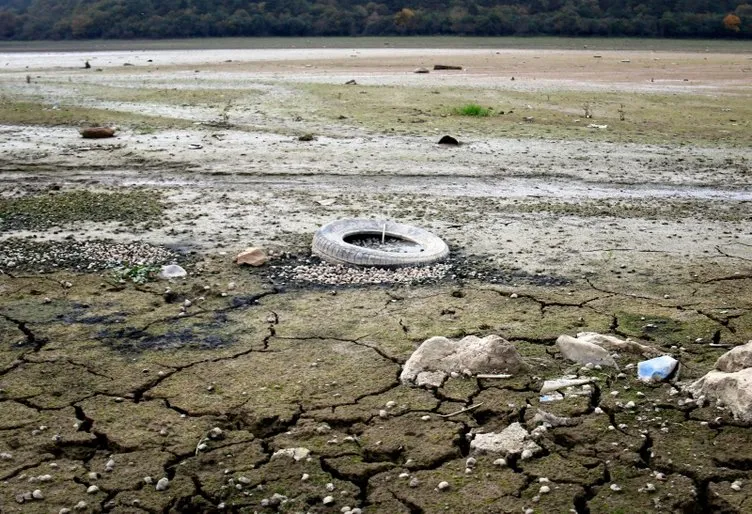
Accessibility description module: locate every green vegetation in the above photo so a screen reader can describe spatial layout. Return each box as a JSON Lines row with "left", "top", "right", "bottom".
{"left": 0, "top": 190, "right": 165, "bottom": 230}
{"left": 453, "top": 103, "right": 491, "bottom": 117}
{"left": 0, "top": 0, "right": 750, "bottom": 40}
{"left": 112, "top": 263, "right": 161, "bottom": 284}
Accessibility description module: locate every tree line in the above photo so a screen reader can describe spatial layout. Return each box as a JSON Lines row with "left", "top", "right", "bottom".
{"left": 0, "top": 0, "right": 750, "bottom": 40}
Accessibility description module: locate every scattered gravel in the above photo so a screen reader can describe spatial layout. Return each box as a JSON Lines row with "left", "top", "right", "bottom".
{"left": 270, "top": 261, "right": 452, "bottom": 286}
{"left": 0, "top": 238, "right": 178, "bottom": 272}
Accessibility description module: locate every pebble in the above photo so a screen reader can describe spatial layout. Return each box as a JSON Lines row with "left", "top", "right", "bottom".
{"left": 0, "top": 452, "right": 13, "bottom": 460}
{"left": 409, "top": 477, "right": 420, "bottom": 488}
{"left": 301, "top": 473, "right": 310, "bottom": 481}
{"left": 645, "top": 483, "right": 656, "bottom": 492}
{"left": 610, "top": 484, "right": 622, "bottom": 492}
{"left": 143, "top": 476, "right": 153, "bottom": 484}
{"left": 731, "top": 480, "right": 743, "bottom": 491}
{"left": 385, "top": 400, "right": 396, "bottom": 408}
{"left": 60, "top": 509, "right": 71, "bottom": 514}
{"left": 326, "top": 482, "right": 335, "bottom": 492}
{"left": 323, "top": 495, "right": 335, "bottom": 505}
{"left": 378, "top": 409, "right": 388, "bottom": 418}
{"left": 74, "top": 501, "right": 87, "bottom": 510}
{"left": 155, "top": 477, "right": 169, "bottom": 491}
{"left": 437, "top": 481, "right": 450, "bottom": 491}
{"left": 421, "top": 415, "right": 431, "bottom": 421}
{"left": 493, "top": 458, "right": 507, "bottom": 467}
{"left": 87, "top": 485, "right": 99, "bottom": 494}
{"left": 539, "top": 485, "right": 550, "bottom": 494}
{"left": 105, "top": 458, "right": 115, "bottom": 471}
{"left": 32, "top": 489, "right": 44, "bottom": 499}
{"left": 466, "top": 457, "right": 477, "bottom": 468}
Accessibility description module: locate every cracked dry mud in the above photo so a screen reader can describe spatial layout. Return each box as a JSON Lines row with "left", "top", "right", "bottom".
{"left": 2, "top": 41, "right": 752, "bottom": 513}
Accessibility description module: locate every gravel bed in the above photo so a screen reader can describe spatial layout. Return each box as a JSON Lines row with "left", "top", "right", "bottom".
{"left": 270, "top": 261, "right": 453, "bottom": 286}
{"left": 0, "top": 238, "right": 178, "bottom": 272}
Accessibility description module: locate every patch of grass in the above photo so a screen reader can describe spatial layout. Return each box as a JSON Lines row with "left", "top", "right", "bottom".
{"left": 112, "top": 263, "right": 161, "bottom": 284}
{"left": 453, "top": 103, "right": 491, "bottom": 117}
{"left": 0, "top": 189, "right": 165, "bottom": 230}
{"left": 0, "top": 97, "right": 190, "bottom": 129}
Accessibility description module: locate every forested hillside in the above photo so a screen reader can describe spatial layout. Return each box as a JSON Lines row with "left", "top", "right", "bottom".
{"left": 0, "top": 0, "right": 750, "bottom": 40}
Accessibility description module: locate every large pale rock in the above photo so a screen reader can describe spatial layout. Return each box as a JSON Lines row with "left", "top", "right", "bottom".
{"left": 470, "top": 422, "right": 542, "bottom": 457}
{"left": 576, "top": 332, "right": 658, "bottom": 356}
{"left": 400, "top": 335, "right": 527, "bottom": 388}
{"left": 716, "top": 341, "right": 752, "bottom": 373}
{"left": 271, "top": 447, "right": 310, "bottom": 461}
{"left": 235, "top": 247, "right": 268, "bottom": 266}
{"left": 687, "top": 368, "right": 752, "bottom": 424}
{"left": 556, "top": 335, "right": 618, "bottom": 367}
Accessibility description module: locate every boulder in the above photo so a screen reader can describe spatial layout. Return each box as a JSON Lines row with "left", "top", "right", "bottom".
{"left": 400, "top": 334, "right": 527, "bottom": 388}
{"left": 687, "top": 368, "right": 752, "bottom": 424}
{"left": 715, "top": 341, "right": 752, "bottom": 373}
{"left": 236, "top": 247, "right": 268, "bottom": 266}
{"left": 555, "top": 335, "right": 617, "bottom": 367}
{"left": 576, "top": 332, "right": 658, "bottom": 356}
{"left": 470, "top": 422, "right": 541, "bottom": 457}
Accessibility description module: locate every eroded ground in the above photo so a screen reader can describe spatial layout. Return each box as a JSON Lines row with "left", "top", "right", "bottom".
{"left": 1, "top": 39, "right": 752, "bottom": 513}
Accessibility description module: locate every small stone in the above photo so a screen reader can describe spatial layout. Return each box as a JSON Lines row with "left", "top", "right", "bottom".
{"left": 87, "top": 485, "right": 99, "bottom": 494}
{"left": 155, "top": 477, "right": 169, "bottom": 491}
{"left": 385, "top": 400, "right": 397, "bottom": 408}
{"left": 60, "top": 509, "right": 72, "bottom": 514}
{"left": 32, "top": 489, "right": 44, "bottom": 499}
{"left": 236, "top": 247, "right": 268, "bottom": 267}
{"left": 521, "top": 449, "right": 535, "bottom": 460}
{"left": 0, "top": 452, "right": 12, "bottom": 460}
{"left": 323, "top": 495, "right": 335, "bottom": 505}
{"left": 466, "top": 457, "right": 477, "bottom": 468}
{"left": 409, "top": 477, "right": 420, "bottom": 487}
{"left": 74, "top": 501, "right": 88, "bottom": 510}
{"left": 610, "top": 483, "right": 622, "bottom": 492}
{"left": 437, "top": 481, "right": 450, "bottom": 491}
{"left": 143, "top": 476, "right": 153, "bottom": 484}
{"left": 540, "top": 485, "right": 550, "bottom": 494}
{"left": 645, "top": 483, "right": 656, "bottom": 492}
{"left": 105, "top": 459, "right": 115, "bottom": 471}
{"left": 301, "top": 473, "right": 310, "bottom": 481}
{"left": 379, "top": 409, "right": 388, "bottom": 418}
{"left": 421, "top": 415, "right": 431, "bottom": 421}
{"left": 625, "top": 401, "right": 636, "bottom": 409}
{"left": 731, "top": 480, "right": 743, "bottom": 491}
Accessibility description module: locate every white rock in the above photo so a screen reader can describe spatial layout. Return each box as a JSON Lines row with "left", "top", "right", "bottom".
{"left": 74, "top": 501, "right": 88, "bottom": 510}
{"left": 301, "top": 473, "right": 310, "bottom": 481}
{"left": 87, "top": 485, "right": 99, "bottom": 494}
{"left": 159, "top": 264, "right": 187, "bottom": 279}
{"left": 470, "top": 422, "right": 542, "bottom": 458}
{"left": 540, "top": 377, "right": 595, "bottom": 394}
{"left": 272, "top": 447, "right": 311, "bottom": 461}
{"left": 716, "top": 341, "right": 752, "bottom": 373}
{"left": 576, "top": 332, "right": 658, "bottom": 355}
{"left": 437, "top": 481, "right": 450, "bottom": 491}
{"left": 610, "top": 484, "right": 622, "bottom": 492}
{"left": 155, "top": 477, "right": 169, "bottom": 491}
{"left": 32, "top": 489, "right": 44, "bottom": 499}
{"left": 409, "top": 477, "right": 420, "bottom": 487}
{"left": 323, "top": 495, "right": 335, "bottom": 505}
{"left": 59, "top": 509, "right": 71, "bottom": 514}
{"left": 105, "top": 459, "right": 115, "bottom": 471}
{"left": 326, "top": 482, "right": 335, "bottom": 492}
{"left": 556, "top": 335, "right": 618, "bottom": 367}
{"left": 401, "top": 335, "right": 527, "bottom": 388}
{"left": 143, "top": 476, "right": 153, "bottom": 484}
{"left": 540, "top": 485, "right": 550, "bottom": 494}
{"left": 687, "top": 368, "right": 752, "bottom": 423}
{"left": 0, "top": 452, "right": 12, "bottom": 460}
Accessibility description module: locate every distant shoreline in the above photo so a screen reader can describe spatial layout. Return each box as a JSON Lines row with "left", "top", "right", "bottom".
{"left": 1, "top": 36, "right": 751, "bottom": 54}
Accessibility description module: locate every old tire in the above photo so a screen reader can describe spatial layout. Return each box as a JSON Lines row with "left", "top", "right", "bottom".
{"left": 312, "top": 219, "right": 449, "bottom": 267}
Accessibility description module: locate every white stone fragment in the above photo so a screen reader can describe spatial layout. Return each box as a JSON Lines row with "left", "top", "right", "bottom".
{"left": 437, "top": 481, "right": 450, "bottom": 491}
{"left": 155, "top": 477, "right": 169, "bottom": 491}
{"left": 32, "top": 489, "right": 44, "bottom": 499}
{"left": 323, "top": 495, "right": 335, "bottom": 505}
{"left": 86, "top": 485, "right": 99, "bottom": 494}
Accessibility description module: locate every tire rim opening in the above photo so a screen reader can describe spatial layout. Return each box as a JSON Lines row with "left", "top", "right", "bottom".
{"left": 344, "top": 234, "right": 424, "bottom": 254}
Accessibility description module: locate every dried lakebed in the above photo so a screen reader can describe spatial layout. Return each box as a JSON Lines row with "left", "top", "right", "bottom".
{"left": 2, "top": 43, "right": 752, "bottom": 513}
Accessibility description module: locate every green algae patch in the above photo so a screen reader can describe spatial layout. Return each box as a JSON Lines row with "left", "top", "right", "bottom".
{"left": 0, "top": 189, "right": 165, "bottom": 230}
